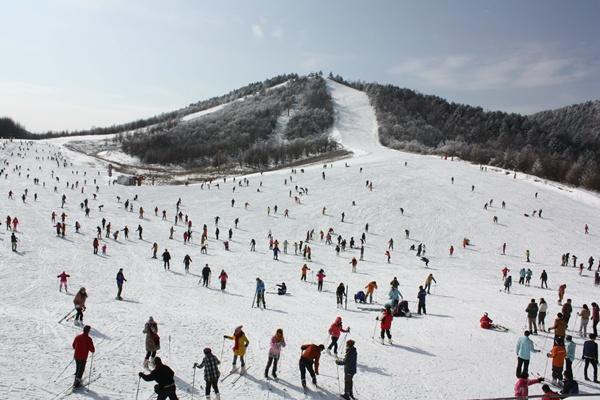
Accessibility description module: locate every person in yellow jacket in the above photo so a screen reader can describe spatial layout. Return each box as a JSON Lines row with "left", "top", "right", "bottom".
{"left": 365, "top": 281, "right": 378, "bottom": 304}
{"left": 424, "top": 274, "right": 437, "bottom": 294}
{"left": 224, "top": 325, "right": 250, "bottom": 369}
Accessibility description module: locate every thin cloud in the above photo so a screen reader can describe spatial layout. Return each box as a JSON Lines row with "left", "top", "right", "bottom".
{"left": 251, "top": 24, "right": 264, "bottom": 39}
{"left": 272, "top": 26, "right": 284, "bottom": 40}
{"left": 389, "top": 50, "right": 594, "bottom": 90}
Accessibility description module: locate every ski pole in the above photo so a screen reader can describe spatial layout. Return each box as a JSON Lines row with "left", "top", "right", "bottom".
{"left": 168, "top": 335, "right": 172, "bottom": 362}
{"left": 53, "top": 359, "right": 74, "bottom": 382}
{"left": 220, "top": 336, "right": 226, "bottom": 361}
{"left": 191, "top": 365, "right": 196, "bottom": 400}
{"left": 135, "top": 375, "right": 141, "bottom": 400}
{"left": 336, "top": 362, "right": 341, "bottom": 394}
{"left": 371, "top": 319, "right": 378, "bottom": 339}
{"left": 86, "top": 352, "right": 94, "bottom": 392}
{"left": 58, "top": 307, "right": 76, "bottom": 324}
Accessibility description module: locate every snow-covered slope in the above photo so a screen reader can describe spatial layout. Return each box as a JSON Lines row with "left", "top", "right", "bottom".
{"left": 1, "top": 81, "right": 599, "bottom": 400}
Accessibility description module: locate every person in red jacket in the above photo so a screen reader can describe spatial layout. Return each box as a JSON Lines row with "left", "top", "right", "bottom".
{"left": 514, "top": 372, "right": 543, "bottom": 399}
{"left": 299, "top": 344, "right": 324, "bottom": 391}
{"left": 57, "top": 271, "right": 70, "bottom": 293}
{"left": 480, "top": 312, "right": 493, "bottom": 329}
{"left": 316, "top": 269, "right": 326, "bottom": 292}
{"left": 377, "top": 304, "right": 394, "bottom": 344}
{"left": 72, "top": 325, "right": 95, "bottom": 389}
{"left": 218, "top": 269, "right": 228, "bottom": 291}
{"left": 327, "top": 317, "right": 350, "bottom": 355}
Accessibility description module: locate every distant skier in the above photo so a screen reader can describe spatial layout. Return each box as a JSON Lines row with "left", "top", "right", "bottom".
{"left": 417, "top": 286, "right": 427, "bottom": 315}
{"left": 162, "top": 249, "right": 171, "bottom": 270}
{"left": 558, "top": 284, "right": 567, "bottom": 304}
{"left": 255, "top": 278, "right": 266, "bottom": 308}
{"left": 540, "top": 270, "right": 548, "bottom": 288}
{"left": 301, "top": 264, "right": 310, "bottom": 281}
{"left": 504, "top": 275, "right": 512, "bottom": 293}
{"left": 218, "top": 270, "right": 228, "bottom": 291}
{"left": 336, "top": 283, "right": 346, "bottom": 307}
{"left": 116, "top": 268, "right": 126, "bottom": 300}
{"left": 72, "top": 325, "right": 95, "bottom": 389}
{"left": 57, "top": 271, "right": 70, "bottom": 293}
{"left": 201, "top": 264, "right": 211, "bottom": 287}
{"left": 424, "top": 273, "right": 436, "bottom": 294}
{"left": 316, "top": 269, "right": 326, "bottom": 292}
{"left": 525, "top": 299, "right": 539, "bottom": 334}
{"left": 377, "top": 305, "right": 394, "bottom": 344}
{"left": 183, "top": 254, "right": 192, "bottom": 273}
{"left": 516, "top": 330, "right": 540, "bottom": 377}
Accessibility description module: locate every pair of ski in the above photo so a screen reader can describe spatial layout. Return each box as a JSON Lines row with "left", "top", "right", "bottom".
{"left": 53, "top": 374, "right": 102, "bottom": 399}
{"left": 220, "top": 366, "right": 251, "bottom": 385}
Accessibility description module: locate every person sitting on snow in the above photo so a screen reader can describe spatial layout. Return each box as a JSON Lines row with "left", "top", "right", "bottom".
{"left": 354, "top": 291, "right": 366, "bottom": 304}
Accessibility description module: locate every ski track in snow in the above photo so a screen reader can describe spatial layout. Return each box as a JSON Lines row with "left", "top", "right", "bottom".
{"left": 1, "top": 79, "right": 600, "bottom": 399}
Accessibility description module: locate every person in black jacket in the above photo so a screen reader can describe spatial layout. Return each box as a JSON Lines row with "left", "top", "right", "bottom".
{"left": 561, "top": 370, "right": 579, "bottom": 396}
{"left": 583, "top": 334, "right": 599, "bottom": 382}
{"left": 335, "top": 340, "right": 357, "bottom": 400}
{"left": 139, "top": 357, "right": 178, "bottom": 400}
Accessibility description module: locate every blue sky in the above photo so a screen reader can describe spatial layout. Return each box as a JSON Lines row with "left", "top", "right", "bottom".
{"left": 1, "top": 0, "right": 599, "bottom": 132}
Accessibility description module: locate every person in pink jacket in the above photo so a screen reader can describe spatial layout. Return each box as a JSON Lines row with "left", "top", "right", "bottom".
{"left": 264, "top": 329, "right": 285, "bottom": 379}
{"left": 514, "top": 372, "right": 543, "bottom": 399}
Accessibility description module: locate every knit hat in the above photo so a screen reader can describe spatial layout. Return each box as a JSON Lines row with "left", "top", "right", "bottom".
{"left": 203, "top": 347, "right": 212, "bottom": 354}
{"left": 346, "top": 340, "right": 355, "bottom": 347}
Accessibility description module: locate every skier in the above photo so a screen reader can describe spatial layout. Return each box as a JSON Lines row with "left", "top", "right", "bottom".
{"left": 327, "top": 317, "right": 350, "bottom": 356}
{"left": 388, "top": 286, "right": 402, "bottom": 309}
{"left": 514, "top": 373, "right": 543, "bottom": 399}
{"left": 336, "top": 283, "right": 346, "bottom": 307}
{"left": 201, "top": 264, "right": 211, "bottom": 287}
{"left": 276, "top": 282, "right": 287, "bottom": 295}
{"left": 582, "top": 334, "right": 598, "bottom": 382}
{"left": 449, "top": 245, "right": 454, "bottom": 256}
{"left": 502, "top": 242, "right": 507, "bottom": 255}
{"left": 138, "top": 357, "right": 178, "bottom": 400}
{"left": 526, "top": 249, "right": 531, "bottom": 263}
{"left": 193, "top": 348, "right": 221, "bottom": 399}
{"left": 365, "top": 281, "right": 378, "bottom": 304}
{"left": 255, "top": 278, "right": 266, "bottom": 308}
{"left": 72, "top": 325, "right": 95, "bottom": 389}
{"left": 562, "top": 299, "right": 573, "bottom": 325}
{"left": 249, "top": 238, "right": 256, "bottom": 252}
{"left": 73, "top": 287, "right": 87, "bottom": 326}
{"left": 501, "top": 266, "right": 510, "bottom": 279}
{"left": 377, "top": 305, "right": 394, "bottom": 344}
{"left": 417, "top": 286, "right": 427, "bottom": 315}
{"left": 384, "top": 250, "right": 391, "bottom": 263}
{"left": 301, "top": 264, "right": 310, "bottom": 281}
{"left": 547, "top": 338, "right": 567, "bottom": 384}
{"left": 92, "top": 237, "right": 99, "bottom": 255}
{"left": 349, "top": 257, "right": 358, "bottom": 273}
{"left": 424, "top": 273, "right": 436, "bottom": 294}
{"left": 548, "top": 313, "right": 567, "bottom": 341}
{"left": 316, "top": 269, "right": 326, "bottom": 292}
{"left": 480, "top": 313, "right": 494, "bottom": 329}
{"left": 298, "top": 343, "right": 324, "bottom": 391}
{"left": 558, "top": 284, "right": 566, "bottom": 304}
{"left": 516, "top": 330, "right": 539, "bottom": 377}
{"left": 143, "top": 316, "right": 160, "bottom": 369}
{"left": 335, "top": 339, "right": 357, "bottom": 400}
{"left": 57, "top": 271, "right": 70, "bottom": 293}
{"left": 264, "top": 329, "right": 285, "bottom": 379}
{"left": 565, "top": 335, "right": 576, "bottom": 376}
{"left": 524, "top": 299, "right": 539, "bottom": 334}
{"left": 116, "top": 268, "right": 126, "bottom": 300}
{"left": 218, "top": 270, "right": 228, "bottom": 291}
{"left": 539, "top": 298, "right": 548, "bottom": 332}
{"left": 504, "top": 275, "right": 512, "bottom": 293}
{"left": 592, "top": 303, "right": 600, "bottom": 336}
{"left": 224, "top": 325, "right": 249, "bottom": 369}
{"left": 136, "top": 224, "right": 143, "bottom": 240}
{"left": 579, "top": 305, "right": 591, "bottom": 337}
{"left": 525, "top": 269, "right": 533, "bottom": 286}
{"left": 183, "top": 254, "right": 192, "bottom": 273}
{"left": 519, "top": 268, "right": 526, "bottom": 285}
{"left": 162, "top": 249, "right": 171, "bottom": 270}
{"left": 540, "top": 270, "right": 548, "bottom": 288}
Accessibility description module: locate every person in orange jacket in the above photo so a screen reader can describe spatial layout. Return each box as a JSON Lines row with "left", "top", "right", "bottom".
{"left": 547, "top": 338, "right": 567, "bottom": 384}
{"left": 301, "top": 264, "right": 311, "bottom": 282}
{"left": 365, "top": 281, "right": 378, "bottom": 304}
{"left": 299, "top": 344, "right": 324, "bottom": 391}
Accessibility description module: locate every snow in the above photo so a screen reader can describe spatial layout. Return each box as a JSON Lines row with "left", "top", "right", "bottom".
{"left": 1, "top": 80, "right": 600, "bottom": 400}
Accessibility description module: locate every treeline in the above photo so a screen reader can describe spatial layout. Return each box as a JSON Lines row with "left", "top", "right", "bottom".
{"left": 0, "top": 117, "right": 29, "bottom": 139}
{"left": 329, "top": 75, "right": 600, "bottom": 191}
{"left": 34, "top": 73, "right": 298, "bottom": 139}
{"left": 120, "top": 74, "right": 337, "bottom": 169}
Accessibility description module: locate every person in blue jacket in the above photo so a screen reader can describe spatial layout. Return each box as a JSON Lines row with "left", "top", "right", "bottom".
{"left": 255, "top": 277, "right": 266, "bottom": 309}
{"left": 516, "top": 330, "right": 540, "bottom": 377}
{"left": 388, "top": 287, "right": 403, "bottom": 309}
{"left": 335, "top": 339, "right": 357, "bottom": 400}
{"left": 565, "top": 335, "right": 576, "bottom": 376}
{"left": 417, "top": 286, "right": 427, "bottom": 315}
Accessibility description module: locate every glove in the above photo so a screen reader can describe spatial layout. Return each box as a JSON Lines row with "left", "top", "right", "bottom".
{"left": 223, "top": 335, "right": 227, "bottom": 338}
{"left": 193, "top": 363, "right": 198, "bottom": 368}
{"left": 539, "top": 377, "right": 544, "bottom": 382}
{"left": 376, "top": 317, "right": 379, "bottom": 321}
{"left": 138, "top": 372, "right": 144, "bottom": 377}
{"left": 347, "top": 327, "right": 351, "bottom": 333}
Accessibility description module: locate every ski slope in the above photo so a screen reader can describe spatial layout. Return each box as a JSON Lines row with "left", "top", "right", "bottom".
{"left": 1, "top": 80, "right": 600, "bottom": 400}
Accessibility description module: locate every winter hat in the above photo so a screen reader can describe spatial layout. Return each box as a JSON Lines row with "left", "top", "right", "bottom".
{"left": 346, "top": 340, "right": 355, "bottom": 347}
{"left": 203, "top": 347, "right": 212, "bottom": 354}
{"left": 318, "top": 344, "right": 325, "bottom": 351}
{"left": 234, "top": 325, "right": 243, "bottom": 334}
{"left": 524, "top": 330, "right": 531, "bottom": 336}
{"left": 83, "top": 325, "right": 91, "bottom": 334}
